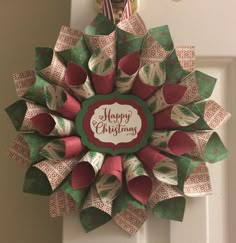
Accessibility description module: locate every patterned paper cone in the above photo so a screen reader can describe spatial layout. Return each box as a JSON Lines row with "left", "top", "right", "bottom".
{"left": 35, "top": 47, "right": 53, "bottom": 72}
{"left": 41, "top": 136, "right": 85, "bottom": 161}
{"left": 113, "top": 189, "right": 148, "bottom": 236}
{"left": 58, "top": 36, "right": 90, "bottom": 70}
{"left": 61, "top": 180, "right": 89, "bottom": 207}
{"left": 117, "top": 14, "right": 147, "bottom": 36}
{"left": 84, "top": 31, "right": 117, "bottom": 65}
{"left": 117, "top": 14, "right": 146, "bottom": 60}
{"left": 21, "top": 133, "right": 53, "bottom": 164}
{"left": 136, "top": 145, "right": 178, "bottom": 185}
{"left": 35, "top": 47, "right": 68, "bottom": 89}
{"left": 54, "top": 25, "right": 83, "bottom": 52}
{"left": 13, "top": 71, "right": 50, "bottom": 106}
{"left": 131, "top": 62, "right": 166, "bottom": 100}
{"left": 49, "top": 189, "right": 79, "bottom": 217}
{"left": 65, "top": 61, "right": 95, "bottom": 101}
{"left": 186, "top": 132, "right": 229, "bottom": 163}
{"left": 175, "top": 46, "right": 195, "bottom": 73}
{"left": 115, "top": 51, "right": 140, "bottom": 94}
{"left": 184, "top": 162, "right": 212, "bottom": 197}
{"left": 147, "top": 83, "right": 187, "bottom": 114}
{"left": 149, "top": 178, "right": 186, "bottom": 221}
{"left": 185, "top": 100, "right": 231, "bottom": 131}
{"left": 72, "top": 151, "right": 105, "bottom": 189}
{"left": 117, "top": 28, "right": 145, "bottom": 60}
{"left": 24, "top": 158, "right": 78, "bottom": 196}
{"left": 96, "top": 155, "right": 122, "bottom": 202}
{"left": 150, "top": 130, "right": 196, "bottom": 156}
{"left": 39, "top": 53, "right": 67, "bottom": 89}
{"left": 80, "top": 185, "right": 112, "bottom": 232}
{"left": 5, "top": 100, "right": 48, "bottom": 131}
{"left": 178, "top": 70, "right": 217, "bottom": 105}
{"left": 31, "top": 113, "right": 76, "bottom": 136}
{"left": 173, "top": 155, "right": 201, "bottom": 191}
{"left": 140, "top": 25, "right": 174, "bottom": 65}
{"left": 6, "top": 134, "right": 31, "bottom": 167}
{"left": 123, "top": 154, "right": 152, "bottom": 204}
{"left": 153, "top": 104, "right": 199, "bottom": 130}
{"left": 44, "top": 85, "right": 81, "bottom": 120}
{"left": 165, "top": 49, "right": 191, "bottom": 83}
{"left": 88, "top": 49, "right": 115, "bottom": 94}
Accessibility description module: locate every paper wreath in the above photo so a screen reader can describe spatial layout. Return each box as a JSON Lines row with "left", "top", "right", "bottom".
{"left": 6, "top": 0, "right": 231, "bottom": 236}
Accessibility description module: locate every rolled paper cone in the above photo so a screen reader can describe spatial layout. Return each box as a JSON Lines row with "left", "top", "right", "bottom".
{"left": 136, "top": 145, "right": 178, "bottom": 185}
{"left": 186, "top": 132, "right": 229, "bottom": 163}
{"left": 165, "top": 49, "right": 191, "bottom": 83}
{"left": 32, "top": 158, "right": 78, "bottom": 192}
{"left": 57, "top": 35, "right": 90, "bottom": 70}
{"left": 23, "top": 166, "right": 54, "bottom": 196}
{"left": 54, "top": 25, "right": 83, "bottom": 52}
{"left": 117, "top": 28, "right": 145, "bottom": 60}
{"left": 31, "top": 113, "right": 76, "bottom": 137}
{"left": 96, "top": 155, "right": 123, "bottom": 202}
{"left": 113, "top": 189, "right": 148, "bottom": 236}
{"left": 84, "top": 30, "right": 117, "bottom": 65}
{"left": 131, "top": 62, "right": 166, "bottom": 100}
{"left": 35, "top": 47, "right": 68, "bottom": 90}
{"left": 136, "top": 145, "right": 166, "bottom": 171}
{"left": 117, "top": 13, "right": 147, "bottom": 36}
{"left": 89, "top": 49, "right": 115, "bottom": 94}
{"left": 6, "top": 134, "right": 31, "bottom": 167}
{"left": 148, "top": 178, "right": 186, "bottom": 221}
{"left": 84, "top": 13, "right": 116, "bottom": 64}
{"left": 61, "top": 180, "right": 89, "bottom": 207}
{"left": 5, "top": 100, "right": 48, "bottom": 131}
{"left": 153, "top": 105, "right": 199, "bottom": 130}
{"left": 175, "top": 46, "right": 195, "bottom": 73}
{"left": 113, "top": 204, "right": 148, "bottom": 236}
{"left": 41, "top": 136, "right": 85, "bottom": 161}
{"left": 178, "top": 70, "right": 217, "bottom": 105}
{"left": 147, "top": 83, "right": 187, "bottom": 114}
{"left": 100, "top": 155, "right": 122, "bottom": 181}
{"left": 187, "top": 100, "right": 231, "bottom": 131}
{"left": 65, "top": 61, "right": 95, "bottom": 100}
{"left": 13, "top": 70, "right": 35, "bottom": 98}
{"left": 150, "top": 130, "right": 196, "bottom": 156}
{"left": 85, "top": 13, "right": 116, "bottom": 36}
{"left": 80, "top": 185, "right": 112, "bottom": 232}
{"left": 90, "top": 71, "right": 115, "bottom": 94}
{"left": 184, "top": 162, "right": 212, "bottom": 197}
{"left": 22, "top": 133, "right": 53, "bottom": 164}
{"left": 35, "top": 47, "right": 54, "bottom": 72}
{"left": 131, "top": 76, "right": 157, "bottom": 100}
{"left": 123, "top": 154, "right": 152, "bottom": 204}
{"left": 115, "top": 51, "right": 140, "bottom": 93}
{"left": 173, "top": 155, "right": 201, "bottom": 191}
{"left": 13, "top": 71, "right": 50, "bottom": 106}
{"left": 49, "top": 189, "right": 78, "bottom": 217}
{"left": 72, "top": 151, "right": 105, "bottom": 189}
{"left": 44, "top": 85, "right": 81, "bottom": 120}
{"left": 39, "top": 53, "right": 67, "bottom": 89}
{"left": 140, "top": 25, "right": 174, "bottom": 65}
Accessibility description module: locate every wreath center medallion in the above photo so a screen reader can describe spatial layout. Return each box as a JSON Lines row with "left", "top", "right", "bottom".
{"left": 76, "top": 92, "right": 154, "bottom": 155}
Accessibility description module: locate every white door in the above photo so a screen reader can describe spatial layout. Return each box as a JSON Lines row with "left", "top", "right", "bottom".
{"left": 64, "top": 1, "right": 236, "bottom": 242}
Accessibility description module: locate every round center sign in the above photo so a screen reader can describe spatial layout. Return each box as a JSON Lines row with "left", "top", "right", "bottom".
{"left": 76, "top": 92, "right": 154, "bottom": 155}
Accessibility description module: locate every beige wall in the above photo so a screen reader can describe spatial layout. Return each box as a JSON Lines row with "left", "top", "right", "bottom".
{"left": 0, "top": 1, "right": 71, "bottom": 243}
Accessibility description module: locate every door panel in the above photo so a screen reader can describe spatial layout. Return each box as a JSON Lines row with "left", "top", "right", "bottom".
{"left": 64, "top": 1, "right": 236, "bottom": 242}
